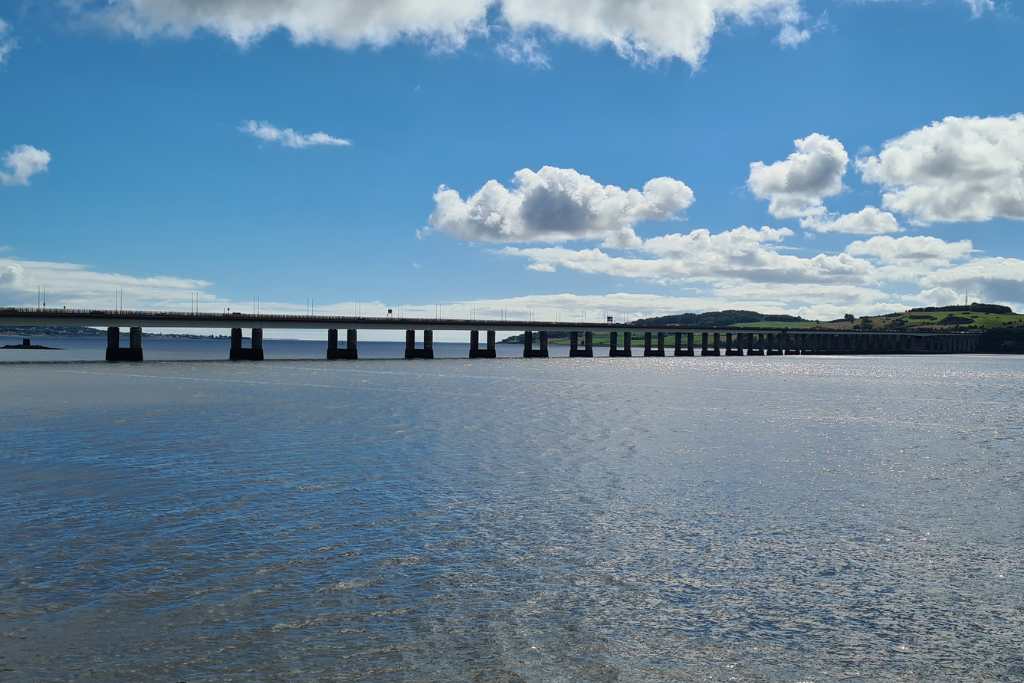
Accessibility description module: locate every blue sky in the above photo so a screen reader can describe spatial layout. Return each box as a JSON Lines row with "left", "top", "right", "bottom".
{"left": 2, "top": 0, "right": 1023, "bottom": 332}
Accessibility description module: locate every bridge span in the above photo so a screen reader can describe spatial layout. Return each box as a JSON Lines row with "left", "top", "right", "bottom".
{"left": 1, "top": 308, "right": 981, "bottom": 362}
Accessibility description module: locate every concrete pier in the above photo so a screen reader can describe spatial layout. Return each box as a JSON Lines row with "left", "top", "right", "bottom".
{"left": 644, "top": 332, "right": 666, "bottom": 357}
{"left": 105, "top": 326, "right": 143, "bottom": 362}
{"left": 570, "top": 331, "right": 594, "bottom": 357}
{"left": 230, "top": 327, "right": 264, "bottom": 361}
{"left": 609, "top": 331, "right": 632, "bottom": 357}
{"left": 405, "top": 329, "right": 434, "bottom": 359}
{"left": 327, "top": 328, "right": 358, "bottom": 360}
{"left": 469, "top": 330, "right": 497, "bottom": 358}
{"left": 674, "top": 332, "right": 695, "bottom": 356}
{"left": 767, "top": 333, "right": 783, "bottom": 355}
{"left": 523, "top": 330, "right": 549, "bottom": 358}
{"left": 725, "top": 332, "right": 743, "bottom": 356}
{"left": 748, "top": 333, "right": 764, "bottom": 356}
{"left": 701, "top": 332, "right": 722, "bottom": 356}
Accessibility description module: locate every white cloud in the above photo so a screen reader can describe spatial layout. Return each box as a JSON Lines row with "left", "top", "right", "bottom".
{"left": 776, "top": 23, "right": 811, "bottom": 47}
{"left": 845, "top": 235, "right": 974, "bottom": 263}
{"left": 0, "top": 145, "right": 51, "bottom": 186}
{"left": 499, "top": 0, "right": 809, "bottom": 68}
{"left": 426, "top": 166, "right": 694, "bottom": 247}
{"left": 494, "top": 33, "right": 549, "bottom": 68}
{"left": 857, "top": 114, "right": 1024, "bottom": 225}
{"left": 803, "top": 206, "right": 901, "bottom": 235}
{"left": 67, "top": 0, "right": 812, "bottom": 69}
{"left": 963, "top": 0, "right": 995, "bottom": 17}
{"left": 0, "top": 257, "right": 211, "bottom": 309}
{"left": 502, "top": 225, "right": 874, "bottom": 285}
{"left": 0, "top": 18, "right": 16, "bottom": 65}
{"left": 82, "top": 0, "right": 491, "bottom": 52}
{"left": 748, "top": 133, "right": 849, "bottom": 220}
{"left": 922, "top": 258, "right": 1024, "bottom": 306}
{"left": 240, "top": 120, "right": 351, "bottom": 149}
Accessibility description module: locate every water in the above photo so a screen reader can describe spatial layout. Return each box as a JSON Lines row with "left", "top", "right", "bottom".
{"left": 1, "top": 349, "right": 1022, "bottom": 681}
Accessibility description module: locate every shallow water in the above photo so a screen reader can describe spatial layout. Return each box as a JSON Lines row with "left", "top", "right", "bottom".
{"left": 1, "top": 353, "right": 1022, "bottom": 681}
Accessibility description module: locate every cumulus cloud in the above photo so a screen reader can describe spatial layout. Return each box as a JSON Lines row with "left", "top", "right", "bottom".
{"left": 0, "top": 18, "right": 16, "bottom": 65}
{"left": 66, "top": 0, "right": 812, "bottom": 69}
{"left": 79, "top": 0, "right": 491, "bottom": 52}
{"left": 240, "top": 120, "right": 351, "bottom": 149}
{"left": 748, "top": 133, "right": 849, "bottom": 220}
{"left": 426, "top": 166, "right": 694, "bottom": 247}
{"left": 499, "top": 0, "right": 809, "bottom": 67}
{"left": 857, "top": 114, "right": 1024, "bottom": 225}
{"left": 0, "top": 145, "right": 51, "bottom": 186}
{"left": 845, "top": 235, "right": 974, "bottom": 263}
{"left": 803, "top": 206, "right": 901, "bottom": 235}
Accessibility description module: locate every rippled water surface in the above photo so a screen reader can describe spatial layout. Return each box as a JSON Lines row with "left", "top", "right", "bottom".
{"left": 2, "top": 353, "right": 1022, "bottom": 681}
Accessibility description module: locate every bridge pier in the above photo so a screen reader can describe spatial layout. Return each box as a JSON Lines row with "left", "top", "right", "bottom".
{"left": 327, "top": 328, "right": 358, "bottom": 360}
{"left": 747, "top": 333, "right": 764, "bottom": 356}
{"left": 767, "top": 333, "right": 783, "bottom": 355}
{"left": 523, "top": 330, "right": 549, "bottom": 358}
{"left": 609, "top": 331, "right": 632, "bottom": 357}
{"left": 469, "top": 330, "right": 497, "bottom": 358}
{"left": 404, "top": 329, "right": 434, "bottom": 359}
{"left": 105, "top": 326, "right": 143, "bottom": 362}
{"left": 725, "top": 332, "right": 743, "bottom": 356}
{"left": 229, "top": 328, "right": 264, "bottom": 360}
{"left": 700, "top": 332, "right": 722, "bottom": 356}
{"left": 674, "top": 332, "right": 694, "bottom": 356}
{"left": 644, "top": 332, "right": 665, "bottom": 357}
{"left": 570, "top": 331, "right": 594, "bottom": 357}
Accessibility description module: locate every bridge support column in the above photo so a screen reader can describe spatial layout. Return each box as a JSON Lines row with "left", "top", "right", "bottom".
{"left": 609, "top": 331, "right": 632, "bottom": 357}
{"left": 725, "top": 332, "right": 743, "bottom": 356}
{"left": 569, "top": 331, "right": 594, "bottom": 357}
{"left": 767, "top": 333, "right": 783, "bottom": 355}
{"left": 229, "top": 328, "right": 264, "bottom": 361}
{"left": 674, "top": 332, "right": 694, "bottom": 356}
{"left": 469, "top": 330, "right": 497, "bottom": 358}
{"left": 405, "top": 329, "right": 434, "bottom": 359}
{"left": 701, "top": 332, "right": 721, "bottom": 356}
{"left": 644, "top": 332, "right": 665, "bottom": 357}
{"left": 327, "top": 328, "right": 358, "bottom": 360}
{"left": 106, "top": 326, "right": 144, "bottom": 362}
{"left": 523, "top": 330, "right": 549, "bottom": 358}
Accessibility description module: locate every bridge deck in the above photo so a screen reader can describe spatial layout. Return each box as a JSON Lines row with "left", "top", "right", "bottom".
{"left": 0, "top": 308, "right": 972, "bottom": 337}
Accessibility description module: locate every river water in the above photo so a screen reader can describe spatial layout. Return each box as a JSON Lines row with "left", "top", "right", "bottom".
{"left": 1, "top": 344, "right": 1022, "bottom": 681}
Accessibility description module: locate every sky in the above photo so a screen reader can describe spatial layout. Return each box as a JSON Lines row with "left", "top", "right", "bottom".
{"left": 2, "top": 0, "right": 1024, "bottom": 337}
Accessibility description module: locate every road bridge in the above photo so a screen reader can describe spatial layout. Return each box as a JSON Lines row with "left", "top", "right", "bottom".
{"left": 1, "top": 308, "right": 981, "bottom": 362}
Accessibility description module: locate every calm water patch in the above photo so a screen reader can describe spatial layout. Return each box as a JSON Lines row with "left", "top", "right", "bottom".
{"left": 1, "top": 354, "right": 1022, "bottom": 681}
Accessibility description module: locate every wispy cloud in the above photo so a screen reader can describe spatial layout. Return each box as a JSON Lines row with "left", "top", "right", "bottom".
{"left": 240, "top": 120, "right": 351, "bottom": 149}
{"left": 0, "top": 18, "right": 16, "bottom": 65}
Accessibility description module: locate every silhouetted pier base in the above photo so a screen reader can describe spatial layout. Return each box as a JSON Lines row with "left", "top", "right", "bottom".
{"left": 609, "top": 331, "right": 632, "bottom": 357}
{"left": 469, "top": 330, "right": 497, "bottom": 358}
{"left": 327, "top": 328, "right": 358, "bottom": 360}
{"left": 644, "top": 332, "right": 665, "bottom": 357}
{"left": 674, "top": 332, "right": 695, "bottom": 356}
{"left": 230, "top": 327, "right": 264, "bottom": 361}
{"left": 725, "top": 332, "right": 743, "bottom": 356}
{"left": 569, "top": 331, "right": 594, "bottom": 357}
{"left": 523, "top": 330, "right": 549, "bottom": 358}
{"left": 405, "top": 329, "right": 434, "bottom": 359}
{"left": 105, "top": 326, "right": 143, "bottom": 362}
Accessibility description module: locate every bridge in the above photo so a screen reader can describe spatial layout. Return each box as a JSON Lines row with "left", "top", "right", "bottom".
{"left": 1, "top": 307, "right": 981, "bottom": 361}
